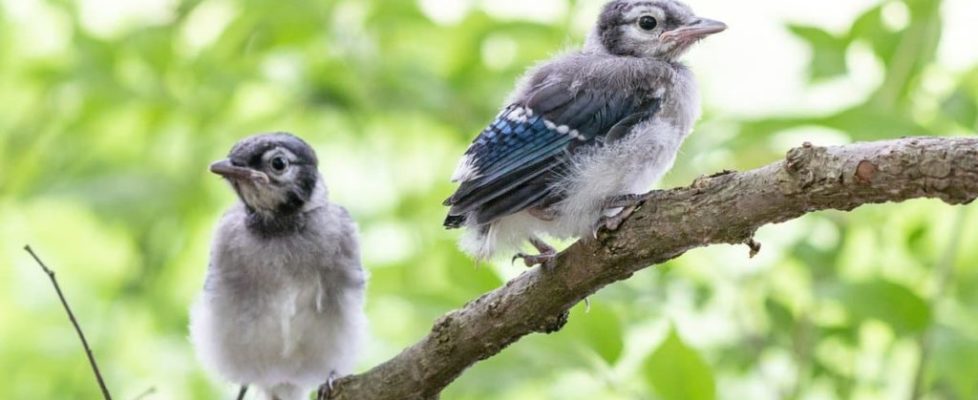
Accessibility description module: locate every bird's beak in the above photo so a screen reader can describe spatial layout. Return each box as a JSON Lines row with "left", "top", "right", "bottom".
{"left": 209, "top": 159, "right": 270, "bottom": 183}
{"left": 661, "top": 18, "right": 727, "bottom": 42}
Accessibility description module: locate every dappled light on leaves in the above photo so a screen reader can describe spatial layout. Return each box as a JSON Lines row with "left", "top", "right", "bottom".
{"left": 1, "top": 0, "right": 976, "bottom": 399}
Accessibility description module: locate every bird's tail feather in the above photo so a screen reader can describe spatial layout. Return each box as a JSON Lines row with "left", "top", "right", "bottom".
{"left": 443, "top": 214, "right": 466, "bottom": 228}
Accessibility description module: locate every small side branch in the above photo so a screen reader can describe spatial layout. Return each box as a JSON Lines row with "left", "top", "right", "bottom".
{"left": 24, "top": 245, "right": 113, "bottom": 400}
{"left": 132, "top": 386, "right": 157, "bottom": 400}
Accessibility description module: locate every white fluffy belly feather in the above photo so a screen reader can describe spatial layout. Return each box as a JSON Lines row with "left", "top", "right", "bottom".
{"left": 460, "top": 119, "right": 685, "bottom": 259}
{"left": 189, "top": 279, "right": 364, "bottom": 394}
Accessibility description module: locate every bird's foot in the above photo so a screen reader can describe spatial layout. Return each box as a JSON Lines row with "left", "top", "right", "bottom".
{"left": 512, "top": 236, "right": 558, "bottom": 269}
{"left": 593, "top": 190, "right": 669, "bottom": 236}
{"left": 594, "top": 205, "right": 638, "bottom": 235}
{"left": 602, "top": 193, "right": 649, "bottom": 209}
{"left": 316, "top": 371, "right": 338, "bottom": 400}
{"left": 512, "top": 252, "right": 557, "bottom": 269}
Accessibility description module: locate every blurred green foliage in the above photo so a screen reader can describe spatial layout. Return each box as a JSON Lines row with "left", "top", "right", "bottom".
{"left": 644, "top": 327, "right": 715, "bottom": 400}
{"left": 0, "top": 0, "right": 976, "bottom": 399}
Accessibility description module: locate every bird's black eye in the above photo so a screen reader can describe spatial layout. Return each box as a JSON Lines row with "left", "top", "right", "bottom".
{"left": 270, "top": 156, "right": 288, "bottom": 172}
{"left": 638, "top": 15, "right": 658, "bottom": 31}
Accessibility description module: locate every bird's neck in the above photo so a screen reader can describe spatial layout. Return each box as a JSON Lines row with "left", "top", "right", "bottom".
{"left": 301, "top": 178, "right": 330, "bottom": 213}
{"left": 243, "top": 179, "right": 330, "bottom": 238}
{"left": 244, "top": 206, "right": 309, "bottom": 238}
{"left": 583, "top": 30, "right": 606, "bottom": 55}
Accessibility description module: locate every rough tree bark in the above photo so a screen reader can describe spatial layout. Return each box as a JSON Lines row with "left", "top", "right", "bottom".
{"left": 329, "top": 137, "right": 978, "bottom": 400}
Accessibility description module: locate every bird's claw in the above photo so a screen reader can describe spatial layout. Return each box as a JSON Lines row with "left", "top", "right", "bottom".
{"left": 512, "top": 252, "right": 557, "bottom": 269}
{"left": 512, "top": 236, "right": 558, "bottom": 269}
{"left": 593, "top": 204, "right": 638, "bottom": 235}
{"left": 316, "top": 371, "right": 338, "bottom": 400}
{"left": 603, "top": 193, "right": 649, "bottom": 209}
{"left": 593, "top": 191, "right": 670, "bottom": 236}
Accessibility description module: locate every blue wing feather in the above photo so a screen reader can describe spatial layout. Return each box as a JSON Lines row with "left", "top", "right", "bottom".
{"left": 444, "top": 81, "right": 661, "bottom": 227}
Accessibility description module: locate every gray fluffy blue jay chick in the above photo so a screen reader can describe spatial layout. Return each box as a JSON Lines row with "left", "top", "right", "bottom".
{"left": 190, "top": 133, "right": 367, "bottom": 400}
{"left": 443, "top": 0, "right": 725, "bottom": 267}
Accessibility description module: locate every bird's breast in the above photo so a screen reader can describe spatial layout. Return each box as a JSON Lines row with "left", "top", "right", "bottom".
{"left": 659, "top": 66, "right": 701, "bottom": 136}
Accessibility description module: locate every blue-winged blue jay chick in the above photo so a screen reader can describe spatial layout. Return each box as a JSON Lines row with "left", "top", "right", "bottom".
{"left": 443, "top": 0, "right": 725, "bottom": 267}
{"left": 190, "top": 133, "right": 366, "bottom": 400}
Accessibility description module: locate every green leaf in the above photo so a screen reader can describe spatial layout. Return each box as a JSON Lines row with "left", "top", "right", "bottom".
{"left": 817, "top": 324, "right": 860, "bottom": 345}
{"left": 929, "top": 325, "right": 978, "bottom": 399}
{"left": 765, "top": 297, "right": 796, "bottom": 331}
{"left": 822, "top": 104, "right": 928, "bottom": 139}
{"left": 445, "top": 252, "right": 505, "bottom": 297}
{"left": 561, "top": 303, "right": 624, "bottom": 365}
{"left": 792, "top": 240, "right": 840, "bottom": 280}
{"left": 643, "top": 327, "right": 716, "bottom": 400}
{"left": 787, "top": 24, "right": 849, "bottom": 81}
{"left": 849, "top": 5, "right": 901, "bottom": 61}
{"left": 941, "top": 87, "right": 978, "bottom": 130}
{"left": 829, "top": 280, "right": 932, "bottom": 335}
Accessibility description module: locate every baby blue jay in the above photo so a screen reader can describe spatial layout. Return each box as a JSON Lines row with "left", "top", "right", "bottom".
{"left": 443, "top": 0, "right": 725, "bottom": 267}
{"left": 190, "top": 133, "right": 367, "bottom": 400}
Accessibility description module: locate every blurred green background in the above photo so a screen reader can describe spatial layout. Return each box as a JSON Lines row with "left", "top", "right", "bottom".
{"left": 1, "top": 0, "right": 977, "bottom": 398}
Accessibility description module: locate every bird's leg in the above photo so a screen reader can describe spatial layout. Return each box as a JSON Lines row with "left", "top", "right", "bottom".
{"left": 316, "top": 371, "right": 338, "bottom": 400}
{"left": 512, "top": 236, "right": 558, "bottom": 269}
{"left": 595, "top": 190, "right": 668, "bottom": 234}
{"left": 236, "top": 385, "right": 248, "bottom": 400}
{"left": 603, "top": 193, "right": 649, "bottom": 209}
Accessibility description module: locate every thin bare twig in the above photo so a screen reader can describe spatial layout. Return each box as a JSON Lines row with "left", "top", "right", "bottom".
{"left": 132, "top": 386, "right": 156, "bottom": 400}
{"left": 24, "top": 245, "right": 113, "bottom": 400}
{"left": 236, "top": 385, "right": 248, "bottom": 400}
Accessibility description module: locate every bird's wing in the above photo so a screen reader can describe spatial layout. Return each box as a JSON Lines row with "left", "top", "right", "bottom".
{"left": 444, "top": 80, "right": 661, "bottom": 226}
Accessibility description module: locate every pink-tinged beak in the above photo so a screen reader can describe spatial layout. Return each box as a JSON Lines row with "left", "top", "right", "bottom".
{"left": 209, "top": 159, "right": 270, "bottom": 184}
{"left": 661, "top": 18, "right": 727, "bottom": 42}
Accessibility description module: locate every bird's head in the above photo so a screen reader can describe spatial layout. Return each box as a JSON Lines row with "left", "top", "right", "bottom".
{"left": 590, "top": 0, "right": 726, "bottom": 60}
{"left": 210, "top": 133, "right": 324, "bottom": 217}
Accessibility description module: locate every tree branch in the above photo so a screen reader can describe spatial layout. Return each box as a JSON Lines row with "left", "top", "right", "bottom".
{"left": 24, "top": 245, "right": 113, "bottom": 400}
{"left": 330, "top": 137, "right": 978, "bottom": 400}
